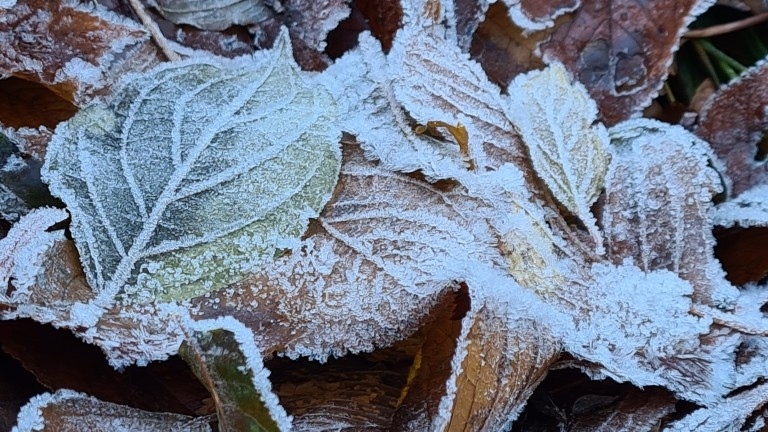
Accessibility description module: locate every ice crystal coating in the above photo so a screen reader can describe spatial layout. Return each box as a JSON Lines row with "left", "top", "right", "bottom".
{"left": 42, "top": 31, "right": 341, "bottom": 301}
{"left": 505, "top": 63, "right": 610, "bottom": 250}
{"left": 603, "top": 119, "right": 727, "bottom": 304}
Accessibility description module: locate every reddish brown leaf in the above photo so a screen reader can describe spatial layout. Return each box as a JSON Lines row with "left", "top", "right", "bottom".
{"left": 352, "top": 0, "right": 402, "bottom": 52}
{"left": 538, "top": 0, "right": 712, "bottom": 125}
{"left": 13, "top": 389, "right": 211, "bottom": 432}
{"left": 695, "top": 59, "right": 768, "bottom": 197}
{"left": 469, "top": 2, "right": 545, "bottom": 88}
{"left": 714, "top": 227, "right": 768, "bottom": 285}
{"left": 568, "top": 387, "right": 676, "bottom": 431}
{"left": 600, "top": 119, "right": 725, "bottom": 303}
{"left": 0, "top": 0, "right": 160, "bottom": 106}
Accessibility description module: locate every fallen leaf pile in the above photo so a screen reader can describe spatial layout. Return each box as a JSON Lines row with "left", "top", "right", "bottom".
{"left": 2, "top": 0, "right": 768, "bottom": 431}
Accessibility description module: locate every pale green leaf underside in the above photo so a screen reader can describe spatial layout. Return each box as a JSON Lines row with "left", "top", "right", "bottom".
{"left": 42, "top": 34, "right": 341, "bottom": 301}
{"left": 506, "top": 63, "right": 610, "bottom": 248}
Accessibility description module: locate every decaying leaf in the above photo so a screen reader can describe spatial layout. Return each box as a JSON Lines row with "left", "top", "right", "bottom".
{"left": 538, "top": 0, "right": 715, "bottom": 125}
{"left": 0, "top": 0, "right": 160, "bottom": 106}
{"left": 468, "top": 2, "right": 546, "bottom": 87}
{"left": 180, "top": 317, "right": 290, "bottom": 432}
{"left": 191, "top": 144, "right": 502, "bottom": 360}
{"left": 505, "top": 63, "right": 610, "bottom": 251}
{"left": 601, "top": 119, "right": 728, "bottom": 305}
{"left": 147, "top": 0, "right": 276, "bottom": 31}
{"left": 695, "top": 57, "right": 768, "bottom": 197}
{"left": 0, "top": 207, "right": 67, "bottom": 303}
{"left": 12, "top": 389, "right": 211, "bottom": 432}
{"left": 42, "top": 31, "right": 341, "bottom": 302}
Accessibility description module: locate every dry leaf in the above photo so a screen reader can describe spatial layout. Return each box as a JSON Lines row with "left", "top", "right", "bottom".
{"left": 12, "top": 389, "right": 211, "bottom": 432}
{"left": 538, "top": 0, "right": 715, "bottom": 125}
{"left": 601, "top": 119, "right": 728, "bottom": 305}
{"left": 695, "top": 57, "right": 768, "bottom": 197}
{"left": 191, "top": 144, "right": 502, "bottom": 360}
{"left": 0, "top": 207, "right": 67, "bottom": 303}
{"left": 0, "top": 0, "right": 159, "bottom": 106}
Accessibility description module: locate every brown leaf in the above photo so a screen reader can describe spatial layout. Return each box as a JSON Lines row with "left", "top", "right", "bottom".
{"left": 695, "top": 58, "right": 768, "bottom": 197}
{"left": 0, "top": 0, "right": 160, "bottom": 106}
{"left": 469, "top": 2, "right": 546, "bottom": 88}
{"left": 391, "top": 288, "right": 468, "bottom": 429}
{"left": 13, "top": 389, "right": 211, "bottom": 432}
{"left": 600, "top": 119, "right": 726, "bottom": 304}
{"left": 0, "top": 319, "right": 208, "bottom": 416}
{"left": 568, "top": 387, "right": 676, "bottom": 431}
{"left": 424, "top": 306, "right": 558, "bottom": 431}
{"left": 191, "top": 144, "right": 501, "bottom": 360}
{"left": 538, "top": 0, "right": 712, "bottom": 125}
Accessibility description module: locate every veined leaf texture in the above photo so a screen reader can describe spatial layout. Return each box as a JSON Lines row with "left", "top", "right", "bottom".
{"left": 42, "top": 31, "right": 342, "bottom": 301}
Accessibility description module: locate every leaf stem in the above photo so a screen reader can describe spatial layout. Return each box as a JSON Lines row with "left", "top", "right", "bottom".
{"left": 127, "top": 0, "right": 181, "bottom": 62}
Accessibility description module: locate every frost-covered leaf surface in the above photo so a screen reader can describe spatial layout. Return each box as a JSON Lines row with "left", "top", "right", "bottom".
{"left": 695, "top": 58, "right": 768, "bottom": 197}
{"left": 538, "top": 0, "right": 715, "bottom": 125}
{"left": 42, "top": 32, "right": 341, "bottom": 302}
{"left": 147, "top": 0, "right": 275, "bottom": 31}
{"left": 712, "top": 185, "right": 768, "bottom": 228}
{"left": 602, "top": 119, "right": 727, "bottom": 304}
{"left": 191, "top": 144, "right": 502, "bottom": 359}
{"left": 506, "top": 63, "right": 610, "bottom": 249}
{"left": 0, "top": 0, "right": 159, "bottom": 106}
{"left": 5, "top": 0, "right": 768, "bottom": 430}
{"left": 12, "top": 389, "right": 211, "bottom": 432}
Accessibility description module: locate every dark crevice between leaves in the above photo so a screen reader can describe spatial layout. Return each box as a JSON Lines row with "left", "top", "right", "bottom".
{"left": 514, "top": 368, "right": 685, "bottom": 431}
{"left": 714, "top": 226, "right": 768, "bottom": 285}
{"left": 0, "top": 78, "right": 77, "bottom": 129}
{"left": 0, "top": 346, "right": 46, "bottom": 432}
{"left": 0, "top": 319, "right": 210, "bottom": 418}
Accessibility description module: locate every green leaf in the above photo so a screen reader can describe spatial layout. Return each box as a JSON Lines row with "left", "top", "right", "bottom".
{"left": 179, "top": 319, "right": 288, "bottom": 432}
{"left": 41, "top": 30, "right": 341, "bottom": 301}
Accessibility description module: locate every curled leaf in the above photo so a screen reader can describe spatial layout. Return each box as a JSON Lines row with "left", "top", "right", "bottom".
{"left": 42, "top": 32, "right": 341, "bottom": 302}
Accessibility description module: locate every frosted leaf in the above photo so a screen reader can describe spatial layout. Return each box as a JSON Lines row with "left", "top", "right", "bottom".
{"left": 538, "top": 0, "right": 715, "bottom": 125}
{"left": 191, "top": 145, "right": 502, "bottom": 360}
{"left": 180, "top": 316, "right": 292, "bottom": 432}
{"left": 695, "top": 57, "right": 768, "bottom": 197}
{"left": 318, "top": 28, "right": 531, "bottom": 183}
{"left": 42, "top": 31, "right": 342, "bottom": 302}
{"left": 0, "top": 0, "right": 160, "bottom": 106}
{"left": 505, "top": 63, "right": 610, "bottom": 250}
{"left": 564, "top": 263, "right": 719, "bottom": 405}
{"left": 602, "top": 119, "right": 727, "bottom": 305}
{"left": 12, "top": 389, "right": 211, "bottom": 432}
{"left": 712, "top": 185, "right": 768, "bottom": 228}
{"left": 147, "top": 0, "right": 275, "bottom": 31}
{"left": 0, "top": 208, "right": 67, "bottom": 304}
{"left": 664, "top": 381, "right": 768, "bottom": 432}
{"left": 408, "top": 302, "right": 560, "bottom": 431}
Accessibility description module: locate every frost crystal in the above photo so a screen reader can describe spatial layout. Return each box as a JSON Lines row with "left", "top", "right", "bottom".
{"left": 42, "top": 31, "right": 341, "bottom": 302}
